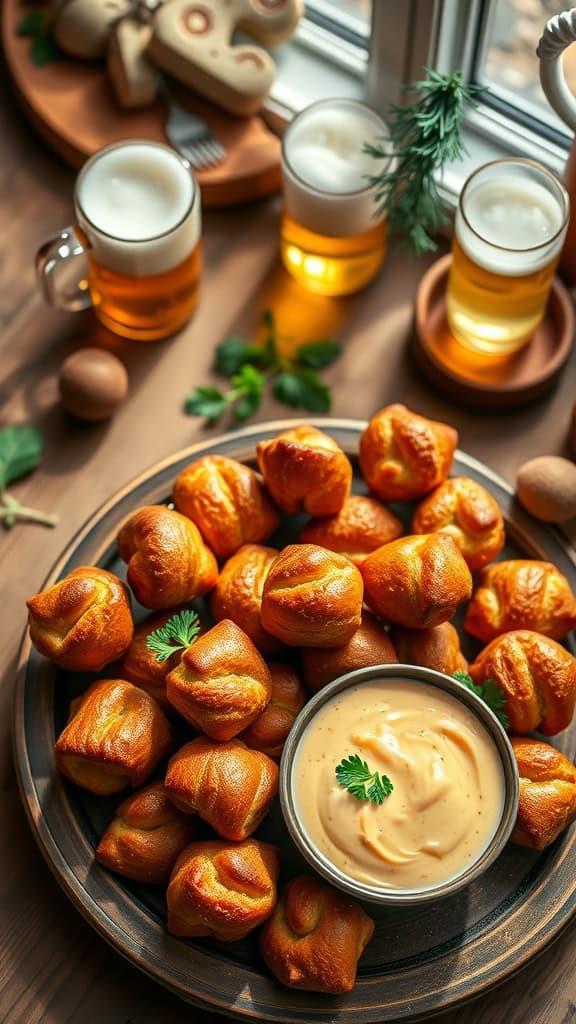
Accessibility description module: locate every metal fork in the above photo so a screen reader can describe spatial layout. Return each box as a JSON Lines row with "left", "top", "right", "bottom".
{"left": 161, "top": 81, "right": 226, "bottom": 171}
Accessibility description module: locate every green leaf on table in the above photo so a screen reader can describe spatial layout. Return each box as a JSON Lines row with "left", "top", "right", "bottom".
{"left": 31, "top": 32, "right": 60, "bottom": 66}
{"left": 16, "top": 10, "right": 45, "bottom": 35}
{"left": 184, "top": 386, "right": 227, "bottom": 425}
{"left": 274, "top": 368, "right": 331, "bottom": 413}
{"left": 230, "top": 364, "right": 265, "bottom": 420}
{"left": 215, "top": 337, "right": 266, "bottom": 376}
{"left": 296, "top": 340, "right": 343, "bottom": 369}
{"left": 0, "top": 425, "right": 44, "bottom": 490}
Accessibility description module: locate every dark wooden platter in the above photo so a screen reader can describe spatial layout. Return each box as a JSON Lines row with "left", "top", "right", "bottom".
{"left": 12, "top": 418, "right": 576, "bottom": 1023}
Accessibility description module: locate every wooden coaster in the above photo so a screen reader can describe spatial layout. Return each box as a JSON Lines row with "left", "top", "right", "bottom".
{"left": 2, "top": 0, "right": 282, "bottom": 207}
{"left": 412, "top": 254, "right": 575, "bottom": 409}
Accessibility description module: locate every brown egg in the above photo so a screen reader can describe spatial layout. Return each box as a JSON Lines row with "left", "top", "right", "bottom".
{"left": 59, "top": 348, "right": 129, "bottom": 421}
{"left": 516, "top": 456, "right": 576, "bottom": 523}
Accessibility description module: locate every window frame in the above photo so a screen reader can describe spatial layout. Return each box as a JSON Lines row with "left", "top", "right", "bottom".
{"left": 266, "top": 1, "right": 571, "bottom": 212}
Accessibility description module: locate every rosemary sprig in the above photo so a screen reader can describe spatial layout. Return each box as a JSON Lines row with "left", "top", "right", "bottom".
{"left": 365, "top": 68, "right": 484, "bottom": 255}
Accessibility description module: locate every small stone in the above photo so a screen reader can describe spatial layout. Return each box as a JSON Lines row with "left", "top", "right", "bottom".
{"left": 516, "top": 456, "right": 576, "bottom": 523}
{"left": 59, "top": 348, "right": 129, "bottom": 421}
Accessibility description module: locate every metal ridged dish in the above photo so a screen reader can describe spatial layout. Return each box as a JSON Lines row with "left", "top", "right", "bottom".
{"left": 13, "top": 419, "right": 576, "bottom": 1023}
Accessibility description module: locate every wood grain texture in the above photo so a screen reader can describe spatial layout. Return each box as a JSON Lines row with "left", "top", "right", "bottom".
{"left": 1, "top": 49, "right": 576, "bottom": 1024}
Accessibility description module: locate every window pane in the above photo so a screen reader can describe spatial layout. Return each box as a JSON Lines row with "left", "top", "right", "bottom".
{"left": 476, "top": 0, "right": 576, "bottom": 135}
{"left": 304, "top": 0, "right": 372, "bottom": 41}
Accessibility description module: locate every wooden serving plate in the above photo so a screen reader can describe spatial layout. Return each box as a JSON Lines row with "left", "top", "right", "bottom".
{"left": 2, "top": 0, "right": 282, "bottom": 206}
{"left": 13, "top": 419, "right": 576, "bottom": 1022}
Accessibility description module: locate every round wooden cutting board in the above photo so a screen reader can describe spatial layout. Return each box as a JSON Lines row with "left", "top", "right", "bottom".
{"left": 2, "top": 0, "right": 282, "bottom": 206}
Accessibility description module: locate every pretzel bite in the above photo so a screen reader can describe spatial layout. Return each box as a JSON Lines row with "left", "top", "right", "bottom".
{"left": 510, "top": 737, "right": 576, "bottom": 849}
{"left": 210, "top": 543, "right": 283, "bottom": 655}
{"left": 361, "top": 534, "right": 472, "bottom": 628}
{"left": 256, "top": 425, "right": 352, "bottom": 516}
{"left": 117, "top": 505, "right": 218, "bottom": 610}
{"left": 96, "top": 781, "right": 197, "bottom": 883}
{"left": 464, "top": 559, "right": 576, "bottom": 643}
{"left": 260, "top": 875, "right": 374, "bottom": 993}
{"left": 55, "top": 679, "right": 173, "bottom": 795}
{"left": 300, "top": 494, "right": 404, "bottom": 566}
{"left": 302, "top": 610, "right": 398, "bottom": 692}
{"left": 359, "top": 403, "right": 458, "bottom": 502}
{"left": 167, "top": 839, "right": 280, "bottom": 941}
{"left": 172, "top": 455, "right": 279, "bottom": 560}
{"left": 469, "top": 630, "right": 576, "bottom": 735}
{"left": 165, "top": 737, "right": 278, "bottom": 840}
{"left": 412, "top": 476, "right": 505, "bottom": 571}
{"left": 166, "top": 619, "right": 272, "bottom": 740}
{"left": 390, "top": 621, "right": 468, "bottom": 675}
{"left": 240, "top": 663, "right": 306, "bottom": 757}
{"left": 261, "top": 544, "right": 363, "bottom": 647}
{"left": 27, "top": 566, "right": 133, "bottom": 672}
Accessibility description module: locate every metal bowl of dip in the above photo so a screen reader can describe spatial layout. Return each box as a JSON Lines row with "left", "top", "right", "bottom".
{"left": 280, "top": 663, "right": 519, "bottom": 906}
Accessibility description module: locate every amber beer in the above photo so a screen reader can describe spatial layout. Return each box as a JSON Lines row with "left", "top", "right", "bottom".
{"left": 37, "top": 141, "right": 201, "bottom": 341}
{"left": 446, "top": 159, "right": 569, "bottom": 356}
{"left": 281, "top": 99, "right": 389, "bottom": 296}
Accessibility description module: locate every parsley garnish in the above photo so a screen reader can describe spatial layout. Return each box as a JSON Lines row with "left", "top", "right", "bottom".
{"left": 0, "top": 425, "right": 57, "bottom": 530}
{"left": 454, "top": 670, "right": 510, "bottom": 730}
{"left": 365, "top": 68, "right": 484, "bottom": 255}
{"left": 184, "top": 309, "right": 341, "bottom": 426}
{"left": 145, "top": 609, "right": 201, "bottom": 662}
{"left": 17, "top": 10, "right": 61, "bottom": 66}
{"left": 335, "top": 754, "right": 394, "bottom": 805}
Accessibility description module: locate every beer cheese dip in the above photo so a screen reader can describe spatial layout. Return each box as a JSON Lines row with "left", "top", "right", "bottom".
{"left": 292, "top": 679, "right": 505, "bottom": 891}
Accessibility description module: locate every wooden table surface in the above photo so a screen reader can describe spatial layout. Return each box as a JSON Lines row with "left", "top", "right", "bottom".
{"left": 2, "top": 62, "right": 576, "bottom": 1024}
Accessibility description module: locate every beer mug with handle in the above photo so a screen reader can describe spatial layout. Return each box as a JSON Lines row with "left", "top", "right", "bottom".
{"left": 538, "top": 7, "right": 576, "bottom": 286}
{"left": 36, "top": 141, "right": 202, "bottom": 341}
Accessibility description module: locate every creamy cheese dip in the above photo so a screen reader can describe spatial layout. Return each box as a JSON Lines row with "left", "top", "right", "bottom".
{"left": 292, "top": 679, "right": 505, "bottom": 891}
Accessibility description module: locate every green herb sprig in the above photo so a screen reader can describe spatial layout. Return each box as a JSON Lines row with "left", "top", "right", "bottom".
{"left": 454, "top": 670, "right": 510, "bottom": 730}
{"left": 335, "top": 754, "right": 394, "bottom": 805}
{"left": 17, "top": 10, "right": 61, "bottom": 67}
{"left": 0, "top": 426, "right": 57, "bottom": 530}
{"left": 146, "top": 609, "right": 202, "bottom": 662}
{"left": 185, "top": 310, "right": 342, "bottom": 426}
{"left": 365, "top": 68, "right": 483, "bottom": 255}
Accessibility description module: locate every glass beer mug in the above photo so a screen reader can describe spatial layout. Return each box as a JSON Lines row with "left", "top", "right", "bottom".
{"left": 446, "top": 158, "right": 569, "bottom": 356}
{"left": 280, "top": 98, "right": 390, "bottom": 296}
{"left": 36, "top": 141, "right": 202, "bottom": 341}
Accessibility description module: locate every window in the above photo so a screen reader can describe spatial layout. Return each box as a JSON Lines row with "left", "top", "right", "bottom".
{"left": 268, "top": 0, "right": 574, "bottom": 208}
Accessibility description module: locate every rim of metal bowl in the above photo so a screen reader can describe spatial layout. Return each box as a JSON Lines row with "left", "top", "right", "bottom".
{"left": 279, "top": 663, "right": 520, "bottom": 907}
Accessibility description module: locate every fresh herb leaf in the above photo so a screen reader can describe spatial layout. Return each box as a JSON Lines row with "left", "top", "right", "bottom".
{"left": 366, "top": 68, "right": 484, "bottom": 255}
{"left": 184, "top": 311, "right": 341, "bottom": 426}
{"left": 31, "top": 33, "right": 60, "bottom": 66}
{"left": 16, "top": 10, "right": 61, "bottom": 66}
{"left": 17, "top": 10, "right": 45, "bottom": 35}
{"left": 146, "top": 609, "right": 201, "bottom": 663}
{"left": 184, "top": 386, "right": 228, "bottom": 425}
{"left": 274, "top": 369, "right": 331, "bottom": 413}
{"left": 0, "top": 425, "right": 44, "bottom": 488}
{"left": 295, "top": 340, "right": 342, "bottom": 369}
{"left": 0, "top": 425, "right": 57, "bottom": 530}
{"left": 215, "top": 337, "right": 268, "bottom": 376}
{"left": 335, "top": 754, "right": 393, "bottom": 805}
{"left": 454, "top": 670, "right": 510, "bottom": 730}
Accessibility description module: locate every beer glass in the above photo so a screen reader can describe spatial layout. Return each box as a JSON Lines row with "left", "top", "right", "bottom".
{"left": 280, "top": 99, "right": 389, "bottom": 296}
{"left": 446, "top": 158, "right": 569, "bottom": 356}
{"left": 36, "top": 141, "right": 201, "bottom": 341}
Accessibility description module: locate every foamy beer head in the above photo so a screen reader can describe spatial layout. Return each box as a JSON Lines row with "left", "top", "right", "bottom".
{"left": 75, "top": 141, "right": 201, "bottom": 277}
{"left": 282, "top": 99, "right": 390, "bottom": 238}
{"left": 455, "top": 161, "right": 568, "bottom": 276}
